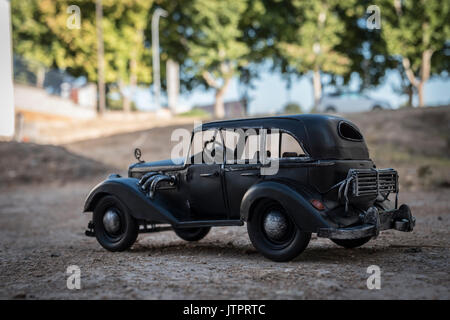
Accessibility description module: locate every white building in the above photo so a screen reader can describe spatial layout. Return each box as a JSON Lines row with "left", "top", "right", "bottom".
{"left": 0, "top": 0, "right": 14, "bottom": 138}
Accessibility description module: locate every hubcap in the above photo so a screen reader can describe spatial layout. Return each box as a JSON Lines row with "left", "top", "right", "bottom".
{"left": 103, "top": 209, "right": 121, "bottom": 234}
{"left": 263, "top": 210, "right": 289, "bottom": 241}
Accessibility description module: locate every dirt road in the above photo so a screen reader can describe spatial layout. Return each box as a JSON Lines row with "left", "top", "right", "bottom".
{"left": 1, "top": 108, "right": 449, "bottom": 299}
{"left": 0, "top": 180, "right": 448, "bottom": 299}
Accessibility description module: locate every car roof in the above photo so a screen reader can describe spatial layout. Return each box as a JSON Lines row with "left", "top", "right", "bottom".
{"left": 201, "top": 114, "right": 369, "bottom": 160}
{"left": 202, "top": 113, "right": 337, "bottom": 129}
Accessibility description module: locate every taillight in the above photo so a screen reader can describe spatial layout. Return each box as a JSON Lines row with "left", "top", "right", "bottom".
{"left": 310, "top": 199, "right": 325, "bottom": 211}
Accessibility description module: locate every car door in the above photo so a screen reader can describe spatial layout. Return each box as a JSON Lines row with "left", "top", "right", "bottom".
{"left": 185, "top": 129, "right": 227, "bottom": 220}
{"left": 223, "top": 128, "right": 265, "bottom": 219}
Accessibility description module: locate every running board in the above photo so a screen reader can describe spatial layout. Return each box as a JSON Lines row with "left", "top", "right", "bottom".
{"left": 174, "top": 219, "right": 244, "bottom": 228}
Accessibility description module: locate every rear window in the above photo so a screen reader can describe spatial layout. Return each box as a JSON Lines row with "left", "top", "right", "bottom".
{"left": 338, "top": 121, "right": 363, "bottom": 141}
{"left": 280, "top": 132, "right": 306, "bottom": 158}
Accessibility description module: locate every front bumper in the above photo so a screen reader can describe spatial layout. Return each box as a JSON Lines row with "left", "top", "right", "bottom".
{"left": 317, "top": 204, "right": 415, "bottom": 240}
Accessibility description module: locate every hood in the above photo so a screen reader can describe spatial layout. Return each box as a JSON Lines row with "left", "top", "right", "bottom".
{"left": 128, "top": 158, "right": 184, "bottom": 176}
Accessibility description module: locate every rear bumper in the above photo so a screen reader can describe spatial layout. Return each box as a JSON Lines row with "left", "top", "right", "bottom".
{"left": 317, "top": 204, "right": 415, "bottom": 240}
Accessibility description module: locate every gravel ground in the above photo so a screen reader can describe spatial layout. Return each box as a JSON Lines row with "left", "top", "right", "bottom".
{"left": 1, "top": 108, "right": 449, "bottom": 299}
{"left": 0, "top": 180, "right": 448, "bottom": 299}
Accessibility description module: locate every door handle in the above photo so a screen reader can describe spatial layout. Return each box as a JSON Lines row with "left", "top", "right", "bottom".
{"left": 240, "top": 172, "right": 260, "bottom": 177}
{"left": 200, "top": 171, "right": 219, "bottom": 177}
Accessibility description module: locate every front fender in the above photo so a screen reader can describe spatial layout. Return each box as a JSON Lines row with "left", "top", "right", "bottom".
{"left": 83, "top": 177, "right": 178, "bottom": 224}
{"left": 240, "top": 181, "right": 330, "bottom": 233}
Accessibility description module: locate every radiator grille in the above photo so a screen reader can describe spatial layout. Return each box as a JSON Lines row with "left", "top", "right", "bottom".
{"left": 348, "top": 168, "right": 398, "bottom": 197}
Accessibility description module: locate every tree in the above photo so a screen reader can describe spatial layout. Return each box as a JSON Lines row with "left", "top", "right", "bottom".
{"left": 380, "top": 0, "right": 450, "bottom": 107}
{"left": 333, "top": 0, "right": 397, "bottom": 91}
{"left": 96, "top": 0, "right": 106, "bottom": 114}
{"left": 11, "top": 0, "right": 58, "bottom": 88}
{"left": 188, "top": 0, "right": 250, "bottom": 118}
{"left": 37, "top": 0, "right": 98, "bottom": 81}
{"left": 277, "top": 0, "right": 356, "bottom": 110}
{"left": 12, "top": 0, "right": 153, "bottom": 112}
{"left": 102, "top": 0, "right": 153, "bottom": 112}
{"left": 283, "top": 102, "right": 302, "bottom": 114}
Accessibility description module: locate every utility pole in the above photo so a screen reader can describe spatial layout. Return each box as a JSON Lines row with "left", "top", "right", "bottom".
{"left": 96, "top": 0, "right": 106, "bottom": 115}
{"left": 151, "top": 8, "right": 168, "bottom": 110}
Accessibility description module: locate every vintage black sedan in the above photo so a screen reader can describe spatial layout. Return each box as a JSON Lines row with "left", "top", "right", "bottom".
{"left": 83, "top": 114, "right": 415, "bottom": 262}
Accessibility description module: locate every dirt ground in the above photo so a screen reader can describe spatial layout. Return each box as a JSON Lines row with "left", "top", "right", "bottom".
{"left": 0, "top": 107, "right": 449, "bottom": 299}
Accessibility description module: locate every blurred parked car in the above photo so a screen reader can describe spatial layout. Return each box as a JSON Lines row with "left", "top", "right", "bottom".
{"left": 317, "top": 92, "right": 391, "bottom": 113}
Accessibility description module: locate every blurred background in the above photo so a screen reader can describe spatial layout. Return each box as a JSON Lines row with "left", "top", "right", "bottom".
{"left": 0, "top": 0, "right": 449, "bottom": 300}
{"left": 1, "top": 0, "right": 449, "bottom": 137}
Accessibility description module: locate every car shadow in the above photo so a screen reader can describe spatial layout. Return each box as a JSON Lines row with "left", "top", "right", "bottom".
{"left": 130, "top": 240, "right": 413, "bottom": 264}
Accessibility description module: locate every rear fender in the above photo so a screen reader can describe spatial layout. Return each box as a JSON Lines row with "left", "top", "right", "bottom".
{"left": 83, "top": 177, "right": 178, "bottom": 224}
{"left": 240, "top": 181, "right": 330, "bottom": 232}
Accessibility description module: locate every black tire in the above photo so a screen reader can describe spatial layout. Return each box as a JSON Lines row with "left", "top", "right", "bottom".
{"left": 247, "top": 199, "right": 311, "bottom": 262}
{"left": 331, "top": 237, "right": 371, "bottom": 248}
{"left": 93, "top": 195, "right": 139, "bottom": 252}
{"left": 174, "top": 227, "right": 211, "bottom": 241}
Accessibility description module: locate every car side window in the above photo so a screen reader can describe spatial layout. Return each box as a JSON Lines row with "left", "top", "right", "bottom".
{"left": 280, "top": 132, "right": 306, "bottom": 158}
{"left": 222, "top": 128, "right": 262, "bottom": 164}
{"left": 221, "top": 129, "right": 306, "bottom": 163}
{"left": 189, "top": 129, "right": 224, "bottom": 164}
{"left": 241, "top": 129, "right": 260, "bottom": 163}
{"left": 222, "top": 129, "right": 242, "bottom": 164}
{"left": 265, "top": 131, "right": 280, "bottom": 159}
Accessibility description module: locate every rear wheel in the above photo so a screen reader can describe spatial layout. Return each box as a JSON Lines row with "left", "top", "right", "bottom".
{"left": 174, "top": 227, "right": 211, "bottom": 241}
{"left": 331, "top": 237, "right": 371, "bottom": 248}
{"left": 247, "top": 199, "right": 311, "bottom": 262}
{"left": 93, "top": 195, "right": 139, "bottom": 252}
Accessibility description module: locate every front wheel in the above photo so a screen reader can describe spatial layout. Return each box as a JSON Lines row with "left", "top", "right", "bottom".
{"left": 247, "top": 199, "right": 311, "bottom": 262}
{"left": 331, "top": 237, "right": 371, "bottom": 248}
{"left": 174, "top": 227, "right": 211, "bottom": 241}
{"left": 93, "top": 195, "right": 139, "bottom": 252}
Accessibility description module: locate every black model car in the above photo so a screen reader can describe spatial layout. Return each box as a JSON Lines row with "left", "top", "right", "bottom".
{"left": 83, "top": 114, "right": 415, "bottom": 262}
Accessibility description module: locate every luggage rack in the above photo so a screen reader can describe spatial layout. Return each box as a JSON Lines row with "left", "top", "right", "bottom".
{"left": 336, "top": 168, "right": 399, "bottom": 211}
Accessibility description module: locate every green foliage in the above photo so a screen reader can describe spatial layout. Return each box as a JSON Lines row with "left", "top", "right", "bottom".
{"left": 177, "top": 107, "right": 210, "bottom": 118}
{"left": 102, "top": 0, "right": 153, "bottom": 86}
{"left": 380, "top": 0, "right": 449, "bottom": 71}
{"left": 276, "top": 0, "right": 356, "bottom": 76}
{"left": 11, "top": 0, "right": 152, "bottom": 86}
{"left": 282, "top": 102, "right": 302, "bottom": 114}
{"left": 378, "top": 0, "right": 450, "bottom": 106}
{"left": 10, "top": 0, "right": 449, "bottom": 113}
{"left": 106, "top": 96, "right": 137, "bottom": 111}
{"left": 188, "top": 0, "right": 249, "bottom": 77}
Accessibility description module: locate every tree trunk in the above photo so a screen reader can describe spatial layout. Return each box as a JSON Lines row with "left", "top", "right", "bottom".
{"left": 214, "top": 78, "right": 231, "bottom": 119}
{"left": 402, "top": 49, "right": 433, "bottom": 108}
{"left": 417, "top": 82, "right": 424, "bottom": 108}
{"left": 96, "top": 0, "right": 106, "bottom": 115}
{"left": 118, "top": 80, "right": 130, "bottom": 113}
{"left": 124, "top": 56, "right": 138, "bottom": 113}
{"left": 406, "top": 84, "right": 413, "bottom": 107}
{"left": 123, "top": 95, "right": 131, "bottom": 112}
{"left": 312, "top": 68, "right": 322, "bottom": 112}
{"left": 214, "top": 89, "right": 225, "bottom": 119}
{"left": 417, "top": 49, "right": 433, "bottom": 107}
{"left": 36, "top": 66, "right": 45, "bottom": 88}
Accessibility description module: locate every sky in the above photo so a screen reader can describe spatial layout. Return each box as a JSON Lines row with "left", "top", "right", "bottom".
{"left": 134, "top": 68, "right": 450, "bottom": 114}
